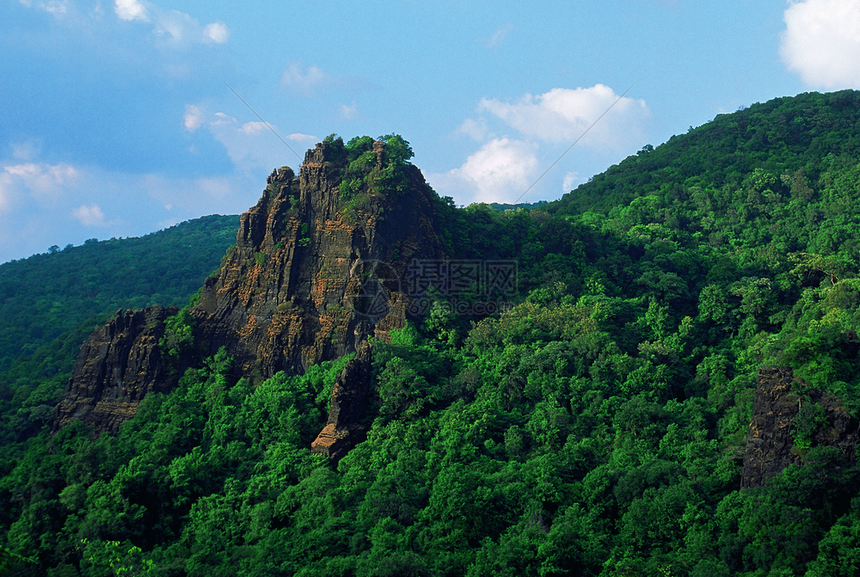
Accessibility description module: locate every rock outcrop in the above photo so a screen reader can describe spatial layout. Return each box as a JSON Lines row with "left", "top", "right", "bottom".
{"left": 191, "top": 139, "right": 445, "bottom": 380}
{"left": 311, "top": 340, "right": 373, "bottom": 462}
{"left": 54, "top": 138, "right": 447, "bottom": 435}
{"left": 741, "top": 366, "right": 860, "bottom": 489}
{"left": 741, "top": 366, "right": 799, "bottom": 489}
{"left": 53, "top": 306, "right": 179, "bottom": 434}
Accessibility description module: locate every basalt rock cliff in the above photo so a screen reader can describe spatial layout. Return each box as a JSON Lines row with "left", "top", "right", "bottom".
{"left": 310, "top": 340, "right": 374, "bottom": 462}
{"left": 53, "top": 306, "right": 179, "bottom": 434}
{"left": 191, "top": 139, "right": 445, "bottom": 380}
{"left": 741, "top": 365, "right": 860, "bottom": 489}
{"left": 54, "top": 138, "right": 447, "bottom": 434}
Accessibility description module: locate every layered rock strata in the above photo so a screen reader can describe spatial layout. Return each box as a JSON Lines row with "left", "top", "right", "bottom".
{"left": 311, "top": 340, "right": 373, "bottom": 462}
{"left": 191, "top": 139, "right": 445, "bottom": 380}
{"left": 54, "top": 139, "right": 446, "bottom": 435}
{"left": 53, "top": 306, "right": 178, "bottom": 434}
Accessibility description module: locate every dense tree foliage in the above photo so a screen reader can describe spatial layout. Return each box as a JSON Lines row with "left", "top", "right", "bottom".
{"left": 5, "top": 92, "right": 860, "bottom": 575}
{"left": 0, "top": 216, "right": 237, "bottom": 448}
{"left": 0, "top": 215, "right": 238, "bottom": 372}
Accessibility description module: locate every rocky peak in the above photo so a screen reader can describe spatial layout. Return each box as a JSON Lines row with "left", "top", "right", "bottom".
{"left": 193, "top": 137, "right": 446, "bottom": 381}
{"left": 54, "top": 137, "right": 447, "bottom": 434}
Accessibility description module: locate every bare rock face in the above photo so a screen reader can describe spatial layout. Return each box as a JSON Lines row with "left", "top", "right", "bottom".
{"left": 54, "top": 139, "right": 446, "bottom": 435}
{"left": 741, "top": 366, "right": 860, "bottom": 489}
{"left": 191, "top": 139, "right": 445, "bottom": 381}
{"left": 741, "top": 366, "right": 800, "bottom": 489}
{"left": 311, "top": 340, "right": 373, "bottom": 461}
{"left": 53, "top": 306, "right": 178, "bottom": 434}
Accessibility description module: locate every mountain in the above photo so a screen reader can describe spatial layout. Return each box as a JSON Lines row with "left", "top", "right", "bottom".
{"left": 0, "top": 215, "right": 237, "bottom": 444}
{"left": 549, "top": 89, "right": 860, "bottom": 216}
{"left": 0, "top": 214, "right": 238, "bottom": 372}
{"left": 6, "top": 93, "right": 860, "bottom": 575}
{"left": 54, "top": 136, "right": 446, "bottom": 438}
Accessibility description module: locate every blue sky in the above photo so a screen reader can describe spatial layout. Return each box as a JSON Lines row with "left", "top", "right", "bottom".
{"left": 2, "top": 0, "right": 859, "bottom": 263}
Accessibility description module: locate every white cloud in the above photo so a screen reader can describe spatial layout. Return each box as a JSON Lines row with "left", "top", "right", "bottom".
{"left": 4, "top": 164, "right": 40, "bottom": 178}
{"left": 71, "top": 204, "right": 108, "bottom": 227}
{"left": 42, "top": 0, "right": 67, "bottom": 15}
{"left": 485, "top": 23, "right": 513, "bottom": 48}
{"left": 429, "top": 138, "right": 539, "bottom": 204}
{"left": 153, "top": 9, "right": 197, "bottom": 43}
{"left": 457, "top": 118, "right": 489, "bottom": 141}
{"left": 437, "top": 83, "right": 650, "bottom": 205}
{"left": 212, "top": 111, "right": 234, "bottom": 125}
{"left": 189, "top": 110, "right": 302, "bottom": 173}
{"left": 20, "top": 0, "right": 69, "bottom": 16}
{"left": 340, "top": 103, "right": 359, "bottom": 120}
{"left": 0, "top": 156, "right": 261, "bottom": 263}
{"left": 281, "top": 63, "right": 329, "bottom": 96}
{"left": 115, "top": 0, "right": 148, "bottom": 21}
{"left": 4, "top": 162, "right": 79, "bottom": 203}
{"left": 203, "top": 21, "right": 230, "bottom": 44}
{"left": 781, "top": 0, "right": 860, "bottom": 88}
{"left": 562, "top": 171, "right": 580, "bottom": 192}
{"left": 113, "top": 0, "right": 230, "bottom": 48}
{"left": 184, "top": 104, "right": 204, "bottom": 132}
{"left": 239, "top": 121, "right": 267, "bottom": 134}
{"left": 479, "top": 85, "right": 649, "bottom": 153}
{"left": 287, "top": 133, "right": 318, "bottom": 143}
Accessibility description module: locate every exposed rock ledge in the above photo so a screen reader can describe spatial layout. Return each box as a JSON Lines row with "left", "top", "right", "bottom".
{"left": 741, "top": 366, "right": 859, "bottom": 489}
{"left": 311, "top": 340, "right": 373, "bottom": 462}
{"left": 53, "top": 306, "right": 178, "bottom": 434}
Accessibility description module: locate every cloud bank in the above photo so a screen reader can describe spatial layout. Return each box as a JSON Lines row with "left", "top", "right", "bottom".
{"left": 430, "top": 84, "right": 649, "bottom": 205}
{"left": 479, "top": 85, "right": 648, "bottom": 152}
{"left": 431, "top": 138, "right": 539, "bottom": 204}
{"left": 113, "top": 0, "right": 230, "bottom": 46}
{"left": 115, "top": 0, "right": 147, "bottom": 21}
{"left": 182, "top": 105, "right": 317, "bottom": 173}
{"left": 0, "top": 153, "right": 264, "bottom": 262}
{"left": 781, "top": 0, "right": 860, "bottom": 88}
{"left": 71, "top": 204, "right": 108, "bottom": 227}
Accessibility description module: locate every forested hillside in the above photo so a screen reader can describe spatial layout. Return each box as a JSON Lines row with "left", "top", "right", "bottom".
{"left": 0, "top": 215, "right": 237, "bottom": 445}
{"left": 5, "top": 91, "right": 860, "bottom": 576}
{"left": 0, "top": 215, "right": 238, "bottom": 371}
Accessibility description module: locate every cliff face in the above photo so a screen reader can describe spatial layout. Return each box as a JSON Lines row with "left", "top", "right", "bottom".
{"left": 192, "top": 139, "right": 445, "bottom": 380}
{"left": 54, "top": 139, "right": 446, "bottom": 434}
{"left": 311, "top": 340, "right": 373, "bottom": 462}
{"left": 741, "top": 366, "right": 860, "bottom": 489}
{"left": 53, "top": 306, "right": 178, "bottom": 434}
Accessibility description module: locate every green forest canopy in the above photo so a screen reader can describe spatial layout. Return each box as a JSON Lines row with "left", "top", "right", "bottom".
{"left": 5, "top": 92, "right": 860, "bottom": 575}
{"left": 0, "top": 215, "right": 237, "bottom": 446}
{"left": 0, "top": 214, "right": 238, "bottom": 371}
